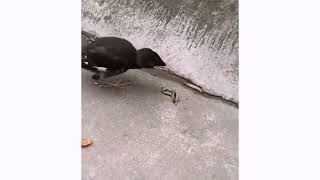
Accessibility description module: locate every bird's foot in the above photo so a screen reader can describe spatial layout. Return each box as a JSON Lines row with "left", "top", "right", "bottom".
{"left": 93, "top": 81, "right": 105, "bottom": 88}
{"left": 95, "top": 79, "right": 131, "bottom": 90}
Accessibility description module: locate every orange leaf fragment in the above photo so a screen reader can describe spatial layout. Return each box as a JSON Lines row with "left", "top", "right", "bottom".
{"left": 81, "top": 138, "right": 92, "bottom": 147}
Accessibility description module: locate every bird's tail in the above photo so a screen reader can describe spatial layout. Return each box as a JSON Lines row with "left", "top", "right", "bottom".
{"left": 81, "top": 30, "right": 96, "bottom": 43}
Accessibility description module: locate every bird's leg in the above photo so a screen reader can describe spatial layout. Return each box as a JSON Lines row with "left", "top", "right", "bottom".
{"left": 92, "top": 72, "right": 106, "bottom": 88}
{"left": 99, "top": 79, "right": 130, "bottom": 90}
{"left": 97, "top": 69, "right": 131, "bottom": 90}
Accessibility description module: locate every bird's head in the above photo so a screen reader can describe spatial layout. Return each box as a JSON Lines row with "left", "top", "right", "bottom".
{"left": 137, "top": 48, "right": 166, "bottom": 68}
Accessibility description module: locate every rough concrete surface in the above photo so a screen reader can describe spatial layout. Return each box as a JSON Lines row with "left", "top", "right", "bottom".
{"left": 81, "top": 0, "right": 239, "bottom": 103}
{"left": 82, "top": 69, "right": 238, "bottom": 180}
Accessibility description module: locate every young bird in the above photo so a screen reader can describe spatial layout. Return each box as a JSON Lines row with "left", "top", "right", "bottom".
{"left": 81, "top": 31, "right": 166, "bottom": 89}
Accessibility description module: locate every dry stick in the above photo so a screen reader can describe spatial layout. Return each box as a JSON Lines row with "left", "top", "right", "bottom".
{"left": 156, "top": 67, "right": 204, "bottom": 93}
{"left": 183, "top": 82, "right": 204, "bottom": 93}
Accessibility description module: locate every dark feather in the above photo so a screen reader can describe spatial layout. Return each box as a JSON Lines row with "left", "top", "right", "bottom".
{"left": 82, "top": 31, "right": 166, "bottom": 80}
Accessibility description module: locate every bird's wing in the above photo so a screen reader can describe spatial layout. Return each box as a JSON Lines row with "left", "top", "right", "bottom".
{"left": 87, "top": 46, "right": 107, "bottom": 56}
{"left": 87, "top": 45, "right": 130, "bottom": 68}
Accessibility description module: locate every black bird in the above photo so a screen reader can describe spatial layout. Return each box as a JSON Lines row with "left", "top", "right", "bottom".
{"left": 81, "top": 31, "right": 166, "bottom": 89}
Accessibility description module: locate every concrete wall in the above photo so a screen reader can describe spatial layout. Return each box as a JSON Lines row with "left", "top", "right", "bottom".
{"left": 82, "top": 0, "right": 238, "bottom": 103}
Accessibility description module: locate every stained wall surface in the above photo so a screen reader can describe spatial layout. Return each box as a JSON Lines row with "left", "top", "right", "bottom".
{"left": 82, "top": 0, "right": 239, "bottom": 103}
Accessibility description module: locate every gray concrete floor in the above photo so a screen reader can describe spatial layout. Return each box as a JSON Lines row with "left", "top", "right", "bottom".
{"left": 82, "top": 69, "right": 238, "bottom": 180}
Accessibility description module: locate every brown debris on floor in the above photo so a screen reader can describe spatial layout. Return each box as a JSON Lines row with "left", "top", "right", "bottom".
{"left": 81, "top": 138, "right": 92, "bottom": 147}
{"left": 161, "top": 87, "right": 179, "bottom": 105}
